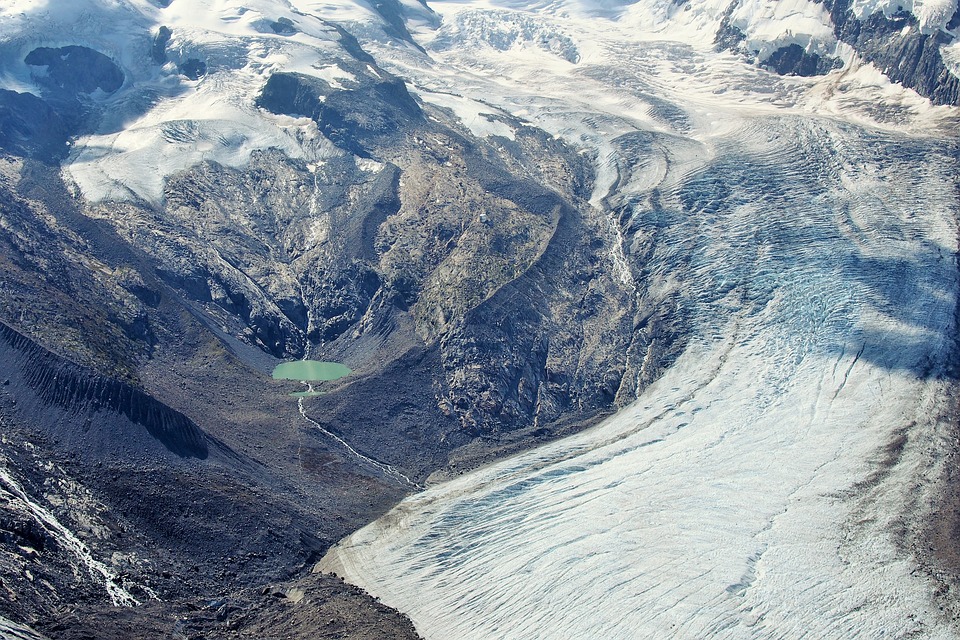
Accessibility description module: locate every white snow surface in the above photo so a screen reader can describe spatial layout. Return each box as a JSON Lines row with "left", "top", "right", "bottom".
{"left": 724, "top": 0, "right": 837, "bottom": 59}
{"left": 317, "top": 2, "right": 960, "bottom": 640}
{"left": 0, "top": 0, "right": 399, "bottom": 203}
{"left": 0, "top": 0, "right": 954, "bottom": 202}
{"left": 418, "top": 90, "right": 517, "bottom": 139}
{"left": 849, "top": 0, "right": 959, "bottom": 32}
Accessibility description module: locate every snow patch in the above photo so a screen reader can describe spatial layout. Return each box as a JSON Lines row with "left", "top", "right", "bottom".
{"left": 944, "top": 42, "right": 960, "bottom": 79}
{"left": 0, "top": 0, "right": 410, "bottom": 203}
{"left": 418, "top": 90, "right": 517, "bottom": 139}
{"left": 61, "top": 43, "right": 348, "bottom": 205}
{"left": 725, "top": 0, "right": 838, "bottom": 60}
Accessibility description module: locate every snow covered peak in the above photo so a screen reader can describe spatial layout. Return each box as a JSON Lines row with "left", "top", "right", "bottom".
{"left": 423, "top": 0, "right": 840, "bottom": 65}
{"left": 0, "top": 0, "right": 955, "bottom": 203}
{"left": 425, "top": 0, "right": 958, "bottom": 34}
{"left": 423, "top": 0, "right": 958, "bottom": 103}
{"left": 0, "top": 0, "right": 423, "bottom": 98}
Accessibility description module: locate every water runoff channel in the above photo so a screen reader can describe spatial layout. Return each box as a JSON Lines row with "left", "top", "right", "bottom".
{"left": 273, "top": 360, "right": 418, "bottom": 488}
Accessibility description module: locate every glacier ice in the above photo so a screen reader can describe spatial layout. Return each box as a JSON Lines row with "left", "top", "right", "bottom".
{"left": 319, "top": 2, "right": 960, "bottom": 639}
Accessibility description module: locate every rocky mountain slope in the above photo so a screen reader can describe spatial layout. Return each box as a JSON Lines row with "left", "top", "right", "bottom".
{"left": 0, "top": 0, "right": 958, "bottom": 637}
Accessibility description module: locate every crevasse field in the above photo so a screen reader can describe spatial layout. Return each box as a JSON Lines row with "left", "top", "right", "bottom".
{"left": 318, "top": 1, "right": 960, "bottom": 638}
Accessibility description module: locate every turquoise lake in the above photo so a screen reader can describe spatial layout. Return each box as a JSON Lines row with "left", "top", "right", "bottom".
{"left": 272, "top": 360, "right": 352, "bottom": 383}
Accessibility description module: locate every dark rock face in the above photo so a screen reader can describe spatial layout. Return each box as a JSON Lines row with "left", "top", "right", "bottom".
{"left": 258, "top": 71, "right": 422, "bottom": 157}
{"left": 3, "top": 46, "right": 126, "bottom": 162}
{"left": 0, "top": 158, "right": 419, "bottom": 638}
{"left": 0, "top": 322, "right": 209, "bottom": 459}
{"left": 820, "top": 0, "right": 960, "bottom": 105}
{"left": 179, "top": 58, "right": 207, "bottom": 80}
{"left": 24, "top": 46, "right": 124, "bottom": 96}
{"left": 365, "top": 0, "right": 427, "bottom": 49}
{"left": 714, "top": 9, "right": 747, "bottom": 51}
{"left": 151, "top": 26, "right": 172, "bottom": 64}
{"left": 257, "top": 72, "right": 331, "bottom": 120}
{"left": 270, "top": 17, "right": 298, "bottom": 35}
{"left": 0, "top": 90, "right": 71, "bottom": 162}
{"left": 0, "top": 161, "right": 159, "bottom": 371}
{"left": 763, "top": 43, "right": 842, "bottom": 76}
{"left": 325, "top": 22, "right": 378, "bottom": 64}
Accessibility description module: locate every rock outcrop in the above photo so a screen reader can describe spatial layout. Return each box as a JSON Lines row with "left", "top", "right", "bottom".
{"left": 822, "top": 0, "right": 960, "bottom": 105}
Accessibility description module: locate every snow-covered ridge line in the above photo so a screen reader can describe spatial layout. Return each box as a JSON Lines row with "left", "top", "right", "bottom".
{"left": 849, "top": 0, "right": 958, "bottom": 33}
{"left": 318, "top": 2, "right": 960, "bottom": 637}
{"left": 0, "top": 0, "right": 405, "bottom": 203}
{"left": 1, "top": 0, "right": 955, "bottom": 205}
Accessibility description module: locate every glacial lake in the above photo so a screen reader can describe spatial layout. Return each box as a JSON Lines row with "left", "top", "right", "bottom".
{"left": 272, "top": 361, "right": 351, "bottom": 396}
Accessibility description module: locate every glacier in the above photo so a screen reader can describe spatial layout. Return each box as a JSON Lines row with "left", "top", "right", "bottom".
{"left": 318, "top": 1, "right": 960, "bottom": 638}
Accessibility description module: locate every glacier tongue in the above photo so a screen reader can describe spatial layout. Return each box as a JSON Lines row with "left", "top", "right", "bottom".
{"left": 320, "top": 346, "right": 953, "bottom": 638}
{"left": 318, "top": 3, "right": 960, "bottom": 638}
{"left": 319, "top": 134, "right": 958, "bottom": 635}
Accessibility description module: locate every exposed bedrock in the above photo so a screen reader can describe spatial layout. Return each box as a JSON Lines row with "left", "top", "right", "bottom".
{"left": 257, "top": 70, "right": 423, "bottom": 157}
{"left": 763, "top": 43, "right": 843, "bottom": 77}
{"left": 0, "top": 90, "right": 73, "bottom": 163}
{"left": 821, "top": 0, "right": 960, "bottom": 105}
{"left": 0, "top": 45, "right": 125, "bottom": 162}
{"left": 24, "top": 46, "right": 124, "bottom": 97}
{"left": 197, "top": 68, "right": 637, "bottom": 453}
{"left": 714, "top": 0, "right": 960, "bottom": 104}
